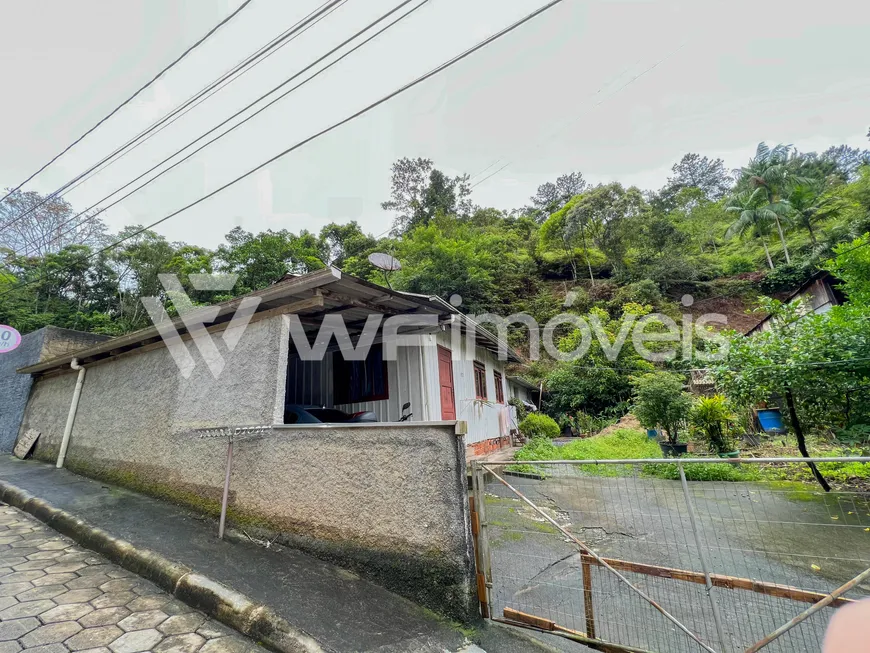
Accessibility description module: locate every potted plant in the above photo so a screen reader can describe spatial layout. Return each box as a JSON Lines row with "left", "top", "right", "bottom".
{"left": 690, "top": 395, "right": 739, "bottom": 457}
{"left": 631, "top": 372, "right": 692, "bottom": 456}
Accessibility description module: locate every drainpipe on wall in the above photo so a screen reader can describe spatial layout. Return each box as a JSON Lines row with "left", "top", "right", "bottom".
{"left": 57, "top": 358, "right": 86, "bottom": 469}
{"left": 418, "top": 344, "right": 431, "bottom": 421}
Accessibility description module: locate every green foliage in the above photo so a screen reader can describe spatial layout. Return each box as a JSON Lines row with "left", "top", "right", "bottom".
{"left": 515, "top": 428, "right": 659, "bottom": 476}
{"left": 722, "top": 254, "right": 756, "bottom": 275}
{"left": 712, "top": 296, "right": 870, "bottom": 434}
{"left": 759, "top": 261, "right": 813, "bottom": 294}
{"left": 545, "top": 307, "right": 654, "bottom": 417}
{"left": 826, "top": 234, "right": 870, "bottom": 306}
{"left": 508, "top": 397, "right": 528, "bottom": 423}
{"left": 689, "top": 395, "right": 736, "bottom": 454}
{"left": 217, "top": 227, "right": 325, "bottom": 294}
{"left": 631, "top": 372, "right": 693, "bottom": 444}
{"left": 513, "top": 427, "right": 870, "bottom": 483}
{"left": 643, "top": 462, "right": 757, "bottom": 482}
{"left": 610, "top": 279, "right": 663, "bottom": 312}
{"left": 518, "top": 413, "right": 560, "bottom": 439}
{"left": 391, "top": 216, "right": 538, "bottom": 313}
{"left": 514, "top": 436, "right": 560, "bottom": 461}
{"left": 835, "top": 424, "right": 870, "bottom": 449}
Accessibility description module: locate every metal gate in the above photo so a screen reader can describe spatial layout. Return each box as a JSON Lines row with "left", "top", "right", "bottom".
{"left": 470, "top": 457, "right": 870, "bottom": 652}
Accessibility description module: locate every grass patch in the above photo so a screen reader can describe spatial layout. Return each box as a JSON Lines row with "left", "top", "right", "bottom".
{"left": 642, "top": 462, "right": 759, "bottom": 482}
{"left": 512, "top": 429, "right": 870, "bottom": 486}
{"left": 515, "top": 429, "right": 661, "bottom": 476}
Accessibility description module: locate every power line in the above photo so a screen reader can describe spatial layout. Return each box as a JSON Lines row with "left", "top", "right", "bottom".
{"left": 1, "top": 0, "right": 345, "bottom": 235}
{"left": 538, "top": 357, "right": 870, "bottom": 374}
{"left": 0, "top": 0, "right": 256, "bottom": 206}
{"left": 1, "top": 0, "right": 567, "bottom": 300}
{"left": 471, "top": 41, "right": 689, "bottom": 190}
{"left": 22, "top": 0, "right": 425, "bottom": 257}
{"left": 466, "top": 54, "right": 647, "bottom": 184}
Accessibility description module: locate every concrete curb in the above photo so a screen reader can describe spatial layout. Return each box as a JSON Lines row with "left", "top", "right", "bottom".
{"left": 0, "top": 479, "right": 324, "bottom": 653}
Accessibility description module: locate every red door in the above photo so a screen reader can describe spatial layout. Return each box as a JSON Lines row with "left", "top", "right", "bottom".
{"left": 437, "top": 346, "right": 456, "bottom": 420}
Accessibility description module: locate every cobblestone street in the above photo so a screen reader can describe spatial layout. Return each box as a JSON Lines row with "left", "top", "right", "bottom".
{"left": 0, "top": 505, "right": 261, "bottom": 653}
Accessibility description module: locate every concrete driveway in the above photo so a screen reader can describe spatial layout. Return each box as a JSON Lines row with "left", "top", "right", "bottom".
{"left": 481, "top": 467, "right": 870, "bottom": 652}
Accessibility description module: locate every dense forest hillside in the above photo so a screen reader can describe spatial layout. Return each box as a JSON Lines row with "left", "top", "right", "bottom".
{"left": 3, "top": 141, "right": 870, "bottom": 424}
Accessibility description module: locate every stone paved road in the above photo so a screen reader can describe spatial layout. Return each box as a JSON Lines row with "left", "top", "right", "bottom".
{"left": 0, "top": 505, "right": 262, "bottom": 653}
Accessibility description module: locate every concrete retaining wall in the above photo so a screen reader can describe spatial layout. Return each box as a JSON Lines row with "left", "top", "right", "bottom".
{"left": 17, "top": 314, "right": 475, "bottom": 620}
{"left": 0, "top": 327, "right": 110, "bottom": 452}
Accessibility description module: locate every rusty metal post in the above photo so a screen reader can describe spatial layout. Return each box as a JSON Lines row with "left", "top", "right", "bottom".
{"left": 469, "top": 463, "right": 488, "bottom": 617}
{"left": 678, "top": 463, "right": 729, "bottom": 652}
{"left": 218, "top": 434, "right": 234, "bottom": 540}
{"left": 472, "top": 461, "right": 493, "bottom": 618}
{"left": 581, "top": 558, "right": 596, "bottom": 639}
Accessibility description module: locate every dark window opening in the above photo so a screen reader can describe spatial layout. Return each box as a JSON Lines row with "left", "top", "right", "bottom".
{"left": 334, "top": 344, "right": 389, "bottom": 404}
{"left": 473, "top": 361, "right": 488, "bottom": 400}
{"left": 494, "top": 370, "right": 504, "bottom": 403}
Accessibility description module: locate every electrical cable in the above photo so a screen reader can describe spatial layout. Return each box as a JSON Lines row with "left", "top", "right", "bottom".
{"left": 471, "top": 41, "right": 689, "bottom": 189}
{"left": 0, "top": 0, "right": 568, "bottom": 301}
{"left": 0, "top": 0, "right": 256, "bottom": 206}
{"left": 22, "top": 0, "right": 424, "bottom": 257}
{"left": 0, "top": 0, "right": 345, "bottom": 234}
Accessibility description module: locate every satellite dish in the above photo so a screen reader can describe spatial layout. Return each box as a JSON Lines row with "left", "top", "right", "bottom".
{"left": 367, "top": 253, "right": 401, "bottom": 290}
{"left": 368, "top": 253, "right": 402, "bottom": 271}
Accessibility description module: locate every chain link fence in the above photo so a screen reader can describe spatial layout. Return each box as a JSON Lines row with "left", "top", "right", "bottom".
{"left": 471, "top": 457, "right": 870, "bottom": 653}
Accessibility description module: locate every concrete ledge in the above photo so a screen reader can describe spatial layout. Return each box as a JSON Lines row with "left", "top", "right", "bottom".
{"left": 0, "top": 479, "right": 324, "bottom": 653}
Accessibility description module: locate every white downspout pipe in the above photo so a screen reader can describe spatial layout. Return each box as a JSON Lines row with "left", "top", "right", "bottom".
{"left": 57, "top": 358, "right": 86, "bottom": 469}
{"left": 418, "top": 341, "right": 431, "bottom": 421}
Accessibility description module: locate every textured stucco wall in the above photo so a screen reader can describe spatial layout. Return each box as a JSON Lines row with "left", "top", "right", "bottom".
{"left": 23, "top": 316, "right": 286, "bottom": 462}
{"left": 0, "top": 327, "right": 110, "bottom": 452}
{"left": 0, "top": 329, "right": 45, "bottom": 452}
{"left": 19, "top": 314, "right": 474, "bottom": 619}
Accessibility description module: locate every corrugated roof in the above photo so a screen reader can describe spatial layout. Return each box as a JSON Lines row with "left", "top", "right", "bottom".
{"left": 18, "top": 268, "right": 523, "bottom": 375}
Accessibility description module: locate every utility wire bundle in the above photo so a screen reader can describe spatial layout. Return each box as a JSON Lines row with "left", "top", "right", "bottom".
{"left": 0, "top": 0, "right": 567, "bottom": 299}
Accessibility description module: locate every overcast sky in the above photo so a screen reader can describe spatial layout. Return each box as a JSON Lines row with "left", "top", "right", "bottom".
{"left": 2, "top": 0, "right": 869, "bottom": 248}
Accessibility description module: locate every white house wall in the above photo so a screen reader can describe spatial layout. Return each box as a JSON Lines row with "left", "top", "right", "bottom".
{"left": 508, "top": 383, "right": 533, "bottom": 404}
{"left": 434, "top": 331, "right": 509, "bottom": 445}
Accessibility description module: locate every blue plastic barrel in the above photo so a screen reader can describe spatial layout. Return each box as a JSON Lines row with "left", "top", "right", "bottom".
{"left": 757, "top": 409, "right": 786, "bottom": 434}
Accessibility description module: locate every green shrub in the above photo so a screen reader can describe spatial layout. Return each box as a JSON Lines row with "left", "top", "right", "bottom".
{"left": 515, "top": 428, "right": 657, "bottom": 462}
{"left": 631, "top": 372, "right": 692, "bottom": 444}
{"left": 760, "top": 262, "right": 813, "bottom": 294}
{"left": 611, "top": 280, "right": 663, "bottom": 311}
{"left": 835, "top": 424, "right": 870, "bottom": 449}
{"left": 722, "top": 254, "right": 756, "bottom": 276}
{"left": 514, "top": 436, "right": 559, "bottom": 461}
{"left": 519, "top": 413, "right": 560, "bottom": 439}
{"left": 509, "top": 397, "right": 529, "bottom": 423}
{"left": 690, "top": 395, "right": 736, "bottom": 454}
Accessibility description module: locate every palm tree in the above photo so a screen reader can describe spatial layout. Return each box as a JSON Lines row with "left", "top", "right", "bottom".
{"left": 737, "top": 143, "right": 813, "bottom": 264}
{"left": 786, "top": 182, "right": 841, "bottom": 245}
{"left": 725, "top": 189, "right": 776, "bottom": 269}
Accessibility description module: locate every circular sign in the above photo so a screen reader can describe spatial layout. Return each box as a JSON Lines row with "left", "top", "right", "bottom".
{"left": 0, "top": 325, "right": 22, "bottom": 354}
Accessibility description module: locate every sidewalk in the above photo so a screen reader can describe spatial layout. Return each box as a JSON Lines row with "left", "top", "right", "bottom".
{"left": 0, "top": 457, "right": 566, "bottom": 653}
{"left": 0, "top": 504, "right": 262, "bottom": 653}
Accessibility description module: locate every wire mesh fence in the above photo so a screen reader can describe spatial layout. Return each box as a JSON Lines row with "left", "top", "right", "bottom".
{"left": 471, "top": 458, "right": 870, "bottom": 653}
